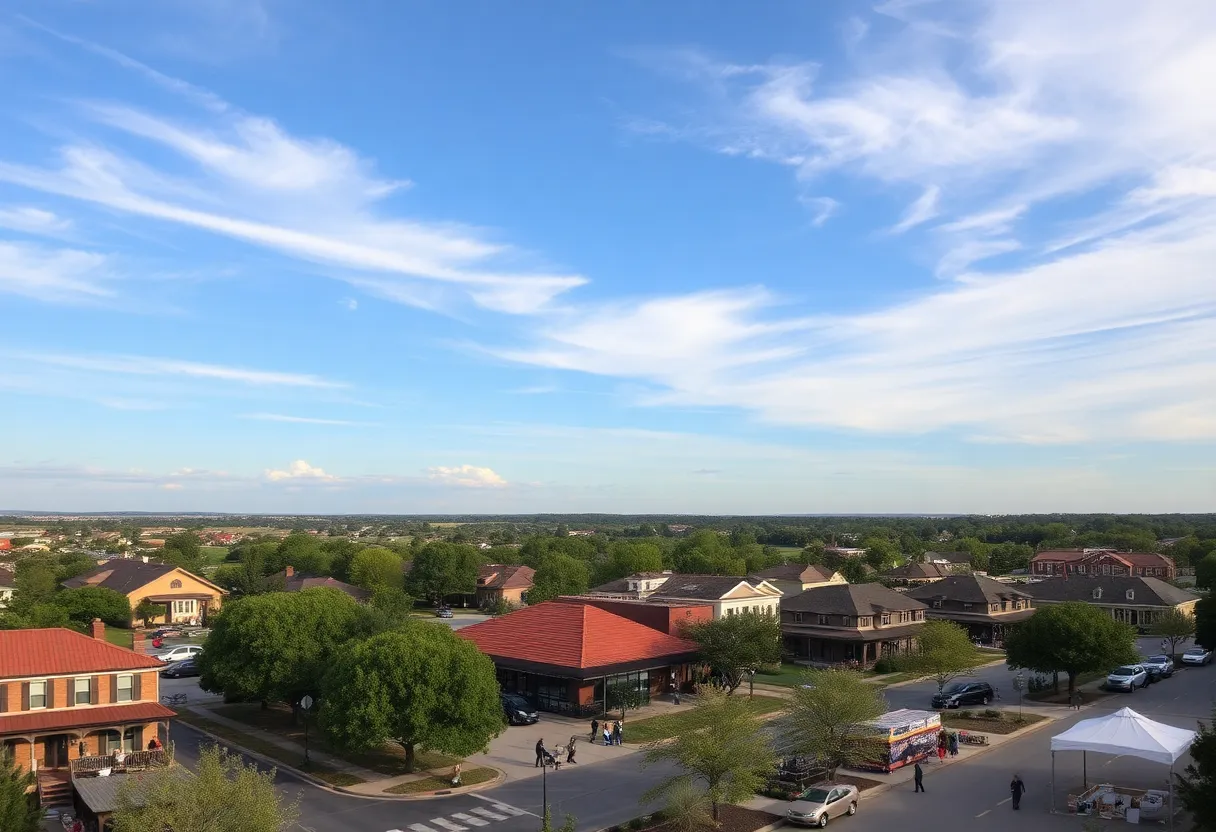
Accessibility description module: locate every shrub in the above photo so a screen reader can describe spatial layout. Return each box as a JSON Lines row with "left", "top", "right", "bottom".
{"left": 757, "top": 663, "right": 782, "bottom": 675}
{"left": 872, "top": 657, "right": 896, "bottom": 674}
{"left": 982, "top": 708, "right": 1002, "bottom": 720}
{"left": 958, "top": 710, "right": 974, "bottom": 719}
{"left": 630, "top": 817, "right": 647, "bottom": 830}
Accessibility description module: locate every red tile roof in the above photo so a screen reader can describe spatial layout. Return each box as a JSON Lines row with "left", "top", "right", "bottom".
{"left": 477, "top": 564, "right": 535, "bottom": 590}
{"left": 0, "top": 629, "right": 165, "bottom": 679}
{"left": 1031, "top": 549, "right": 1174, "bottom": 569}
{"left": 0, "top": 702, "right": 175, "bottom": 734}
{"left": 457, "top": 600, "right": 698, "bottom": 671}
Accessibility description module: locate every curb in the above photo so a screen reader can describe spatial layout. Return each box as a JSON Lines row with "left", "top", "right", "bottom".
{"left": 174, "top": 719, "right": 506, "bottom": 802}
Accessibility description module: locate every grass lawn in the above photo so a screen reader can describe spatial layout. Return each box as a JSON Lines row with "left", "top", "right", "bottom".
{"left": 212, "top": 703, "right": 459, "bottom": 776}
{"left": 103, "top": 628, "right": 133, "bottom": 649}
{"left": 625, "top": 695, "right": 787, "bottom": 744}
{"left": 200, "top": 546, "right": 230, "bottom": 566}
{"left": 385, "top": 766, "right": 497, "bottom": 794}
{"left": 754, "top": 665, "right": 815, "bottom": 687}
{"left": 940, "top": 711, "right": 1047, "bottom": 735}
{"left": 171, "top": 709, "right": 364, "bottom": 786}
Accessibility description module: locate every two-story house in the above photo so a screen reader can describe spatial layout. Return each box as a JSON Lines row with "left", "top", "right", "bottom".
{"left": 0, "top": 620, "right": 175, "bottom": 810}
{"left": 587, "top": 571, "right": 675, "bottom": 599}
{"left": 646, "top": 575, "right": 783, "bottom": 618}
{"left": 780, "top": 584, "right": 928, "bottom": 667}
{"left": 905, "top": 575, "right": 1035, "bottom": 645}
{"left": 1029, "top": 549, "right": 1176, "bottom": 580}
{"left": 748, "top": 564, "right": 845, "bottom": 597}
{"left": 1022, "top": 576, "right": 1199, "bottom": 632}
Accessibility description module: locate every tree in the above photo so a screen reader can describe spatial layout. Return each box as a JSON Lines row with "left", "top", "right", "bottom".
{"left": 528, "top": 553, "right": 590, "bottom": 603}
{"left": 785, "top": 669, "right": 887, "bottom": 779}
{"left": 349, "top": 547, "right": 404, "bottom": 591}
{"left": 683, "top": 612, "right": 781, "bottom": 695}
{"left": 161, "top": 532, "right": 202, "bottom": 572}
{"left": 641, "top": 686, "right": 773, "bottom": 822}
{"left": 0, "top": 747, "right": 41, "bottom": 832}
{"left": 895, "top": 620, "right": 977, "bottom": 694}
{"left": 1005, "top": 602, "right": 1139, "bottom": 698}
{"left": 134, "top": 598, "right": 161, "bottom": 629}
{"left": 0, "top": 603, "right": 71, "bottom": 631}
{"left": 367, "top": 586, "right": 415, "bottom": 628}
{"left": 111, "top": 745, "right": 297, "bottom": 832}
{"left": 1197, "top": 554, "right": 1216, "bottom": 591}
{"left": 57, "top": 552, "right": 101, "bottom": 581}
{"left": 320, "top": 625, "right": 502, "bottom": 771}
{"left": 1175, "top": 706, "right": 1216, "bottom": 832}
{"left": 11, "top": 559, "right": 58, "bottom": 610}
{"left": 607, "top": 684, "right": 647, "bottom": 722}
{"left": 1150, "top": 608, "right": 1196, "bottom": 660}
{"left": 406, "top": 542, "right": 482, "bottom": 604}
{"left": 56, "top": 586, "right": 133, "bottom": 628}
{"left": 1197, "top": 597, "right": 1216, "bottom": 650}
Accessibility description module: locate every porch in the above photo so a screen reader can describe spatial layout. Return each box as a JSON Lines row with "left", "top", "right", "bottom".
{"left": 780, "top": 623, "right": 923, "bottom": 667}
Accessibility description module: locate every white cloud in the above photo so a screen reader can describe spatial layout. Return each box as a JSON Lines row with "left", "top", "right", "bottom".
{"left": 890, "top": 186, "right": 940, "bottom": 234}
{"left": 15, "top": 351, "right": 342, "bottom": 388}
{"left": 0, "top": 241, "right": 114, "bottom": 303}
{"left": 265, "top": 459, "right": 339, "bottom": 482}
{"left": 0, "top": 206, "right": 73, "bottom": 235}
{"left": 342, "top": 297, "right": 358, "bottom": 311}
{"left": 241, "top": 413, "right": 375, "bottom": 427}
{"left": 799, "top": 195, "right": 840, "bottom": 227}
{"left": 427, "top": 464, "right": 508, "bottom": 488}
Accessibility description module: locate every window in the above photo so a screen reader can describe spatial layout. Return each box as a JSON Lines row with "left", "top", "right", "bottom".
{"left": 932, "top": 600, "right": 943, "bottom": 608}
{"left": 122, "top": 727, "right": 141, "bottom": 753}
{"left": 963, "top": 603, "right": 973, "bottom": 612}
{"left": 1092, "top": 588, "right": 1103, "bottom": 600}
{"left": 1126, "top": 589, "right": 1135, "bottom": 601}
{"left": 880, "top": 613, "right": 891, "bottom": 626}
{"left": 97, "top": 730, "right": 122, "bottom": 754}
{"left": 172, "top": 599, "right": 196, "bottom": 616}
{"left": 793, "top": 612, "right": 803, "bottom": 624}
{"left": 116, "top": 674, "right": 134, "bottom": 703}
{"left": 74, "top": 677, "right": 91, "bottom": 705}
{"left": 817, "top": 614, "right": 829, "bottom": 625}
{"left": 28, "top": 680, "right": 47, "bottom": 709}
{"left": 170, "top": 579, "right": 183, "bottom": 589}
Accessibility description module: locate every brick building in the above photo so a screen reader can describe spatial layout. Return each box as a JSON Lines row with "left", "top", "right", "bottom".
{"left": 1029, "top": 549, "right": 1176, "bottom": 580}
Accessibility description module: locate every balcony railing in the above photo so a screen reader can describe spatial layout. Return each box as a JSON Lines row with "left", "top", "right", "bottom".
{"left": 70, "top": 748, "right": 172, "bottom": 778}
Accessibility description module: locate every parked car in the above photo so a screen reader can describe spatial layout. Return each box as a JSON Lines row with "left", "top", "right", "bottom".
{"left": 787, "top": 784, "right": 860, "bottom": 828}
{"left": 501, "top": 693, "right": 539, "bottom": 726}
{"left": 1141, "top": 655, "right": 1174, "bottom": 680}
{"left": 159, "top": 658, "right": 200, "bottom": 678}
{"left": 1182, "top": 647, "right": 1213, "bottom": 666}
{"left": 931, "top": 681, "right": 995, "bottom": 709}
{"left": 1105, "top": 665, "right": 1149, "bottom": 691}
{"left": 154, "top": 645, "right": 203, "bottom": 663}
{"left": 435, "top": 607, "right": 454, "bottom": 619}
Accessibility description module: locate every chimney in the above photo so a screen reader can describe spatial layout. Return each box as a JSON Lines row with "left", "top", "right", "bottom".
{"left": 285, "top": 565, "right": 294, "bottom": 578}
{"left": 132, "top": 631, "right": 146, "bottom": 654}
{"left": 91, "top": 618, "right": 105, "bottom": 641}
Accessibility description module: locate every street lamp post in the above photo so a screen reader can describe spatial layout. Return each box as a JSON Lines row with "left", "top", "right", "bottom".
{"left": 299, "top": 695, "right": 314, "bottom": 766}
{"left": 1012, "top": 672, "right": 1025, "bottom": 720}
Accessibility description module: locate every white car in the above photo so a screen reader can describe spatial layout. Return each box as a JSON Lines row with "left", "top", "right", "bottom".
{"left": 1106, "top": 665, "right": 1148, "bottom": 691}
{"left": 154, "top": 645, "right": 203, "bottom": 663}
{"left": 1182, "top": 647, "right": 1213, "bottom": 666}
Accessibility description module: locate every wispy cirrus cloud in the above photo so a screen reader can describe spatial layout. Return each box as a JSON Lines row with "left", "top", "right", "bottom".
{"left": 13, "top": 351, "right": 343, "bottom": 388}
{"left": 241, "top": 412, "right": 376, "bottom": 427}
{"left": 0, "top": 206, "right": 73, "bottom": 236}
{"left": 0, "top": 241, "right": 113, "bottom": 303}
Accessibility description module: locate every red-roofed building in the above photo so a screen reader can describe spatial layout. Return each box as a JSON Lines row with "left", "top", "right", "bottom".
{"left": 0, "top": 622, "right": 175, "bottom": 794}
{"left": 1030, "top": 549, "right": 1176, "bottom": 580}
{"left": 458, "top": 600, "right": 701, "bottom": 715}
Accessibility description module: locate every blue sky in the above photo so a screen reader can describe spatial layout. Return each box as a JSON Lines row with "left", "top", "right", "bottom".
{"left": 1, "top": 0, "right": 1214, "bottom": 514}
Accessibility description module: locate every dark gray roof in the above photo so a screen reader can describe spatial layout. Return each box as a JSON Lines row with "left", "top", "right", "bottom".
{"left": 782, "top": 583, "right": 928, "bottom": 615}
{"left": 922, "top": 551, "right": 972, "bottom": 564}
{"left": 62, "top": 560, "right": 177, "bottom": 593}
{"left": 278, "top": 572, "right": 370, "bottom": 602}
{"left": 881, "top": 562, "right": 956, "bottom": 581}
{"left": 73, "top": 769, "right": 190, "bottom": 814}
{"left": 906, "top": 575, "right": 1033, "bottom": 604}
{"left": 588, "top": 577, "right": 631, "bottom": 593}
{"left": 1023, "top": 576, "right": 1199, "bottom": 607}
{"left": 650, "top": 575, "right": 756, "bottom": 601}
{"left": 751, "top": 564, "right": 836, "bottom": 584}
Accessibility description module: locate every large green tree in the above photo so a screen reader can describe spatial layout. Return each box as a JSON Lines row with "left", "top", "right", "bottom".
{"left": 1195, "top": 597, "right": 1216, "bottom": 650}
{"left": 1150, "top": 608, "right": 1196, "bottom": 660}
{"left": 0, "top": 748, "right": 41, "bottom": 832}
{"left": 684, "top": 612, "right": 781, "bottom": 695}
{"left": 111, "top": 745, "right": 297, "bottom": 832}
{"left": 641, "top": 687, "right": 773, "bottom": 822}
{"left": 56, "top": 586, "right": 133, "bottom": 628}
{"left": 1005, "top": 602, "right": 1139, "bottom": 697}
{"left": 349, "top": 547, "right": 404, "bottom": 591}
{"left": 405, "top": 542, "right": 482, "bottom": 604}
{"left": 527, "top": 553, "right": 590, "bottom": 603}
{"left": 198, "top": 588, "right": 378, "bottom": 708}
{"left": 320, "top": 625, "right": 502, "bottom": 771}
{"left": 1175, "top": 707, "right": 1216, "bottom": 832}
{"left": 161, "top": 532, "right": 203, "bottom": 573}
{"left": 784, "top": 669, "right": 887, "bottom": 778}
{"left": 1196, "top": 554, "right": 1216, "bottom": 592}
{"left": 895, "top": 620, "right": 978, "bottom": 694}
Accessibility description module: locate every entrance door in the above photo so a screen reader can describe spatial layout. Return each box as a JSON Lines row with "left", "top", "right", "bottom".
{"left": 43, "top": 734, "right": 70, "bottom": 769}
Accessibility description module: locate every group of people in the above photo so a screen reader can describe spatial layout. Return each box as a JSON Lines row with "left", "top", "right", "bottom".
{"left": 534, "top": 736, "right": 580, "bottom": 769}
{"left": 590, "top": 718, "right": 623, "bottom": 745}
{"left": 934, "top": 729, "right": 959, "bottom": 760}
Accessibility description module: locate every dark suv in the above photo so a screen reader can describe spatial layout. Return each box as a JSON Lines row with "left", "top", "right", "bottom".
{"left": 501, "top": 693, "right": 539, "bottom": 726}
{"left": 931, "top": 681, "right": 995, "bottom": 709}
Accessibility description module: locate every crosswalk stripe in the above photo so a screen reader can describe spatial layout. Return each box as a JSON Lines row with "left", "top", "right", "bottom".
{"left": 471, "top": 809, "right": 508, "bottom": 821}
{"left": 431, "top": 820, "right": 468, "bottom": 832}
{"left": 451, "top": 814, "right": 489, "bottom": 827}
{"left": 408, "top": 825, "right": 438, "bottom": 832}
{"left": 489, "top": 803, "right": 528, "bottom": 817}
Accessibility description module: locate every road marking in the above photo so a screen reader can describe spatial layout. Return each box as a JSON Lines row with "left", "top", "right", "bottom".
{"left": 976, "top": 810, "right": 991, "bottom": 818}
{"left": 451, "top": 814, "right": 489, "bottom": 827}
{"left": 430, "top": 820, "right": 468, "bottom": 832}
{"left": 471, "top": 809, "right": 509, "bottom": 821}
{"left": 470, "top": 795, "right": 537, "bottom": 818}
{"left": 409, "top": 825, "right": 438, "bottom": 832}
{"left": 997, "top": 798, "right": 1011, "bottom": 806}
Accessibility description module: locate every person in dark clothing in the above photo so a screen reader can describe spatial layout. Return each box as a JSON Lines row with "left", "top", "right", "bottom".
{"left": 613, "top": 721, "right": 622, "bottom": 746}
{"left": 913, "top": 762, "right": 925, "bottom": 792}
{"left": 566, "top": 736, "right": 578, "bottom": 764}
{"left": 535, "top": 738, "right": 546, "bottom": 768}
{"left": 590, "top": 719, "right": 599, "bottom": 743}
{"left": 1011, "top": 774, "right": 1026, "bottom": 809}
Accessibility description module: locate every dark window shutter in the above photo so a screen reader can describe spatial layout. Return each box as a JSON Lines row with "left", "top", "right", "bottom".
{"left": 91, "top": 676, "right": 99, "bottom": 705}
{"left": 133, "top": 673, "right": 142, "bottom": 701}
{"left": 134, "top": 726, "right": 144, "bottom": 751}
{"left": 110, "top": 675, "right": 118, "bottom": 704}
{"left": 21, "top": 681, "right": 29, "bottom": 710}
{"left": 0, "top": 682, "right": 7, "bottom": 713}
{"left": 67, "top": 678, "right": 76, "bottom": 708}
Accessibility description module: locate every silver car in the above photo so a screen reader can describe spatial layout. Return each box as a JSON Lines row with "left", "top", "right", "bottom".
{"left": 787, "top": 784, "right": 860, "bottom": 828}
{"left": 1105, "top": 664, "right": 1148, "bottom": 691}
{"left": 1182, "top": 647, "right": 1212, "bottom": 666}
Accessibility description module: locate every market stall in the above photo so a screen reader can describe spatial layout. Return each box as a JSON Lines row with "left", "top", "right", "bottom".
{"left": 855, "top": 708, "right": 941, "bottom": 773}
{"left": 1050, "top": 707, "right": 1196, "bottom": 829}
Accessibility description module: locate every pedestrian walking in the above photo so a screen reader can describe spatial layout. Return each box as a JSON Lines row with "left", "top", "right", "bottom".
{"left": 1010, "top": 774, "right": 1026, "bottom": 810}
{"left": 612, "top": 720, "right": 622, "bottom": 746}
{"left": 590, "top": 718, "right": 599, "bottom": 743}
{"left": 948, "top": 732, "right": 959, "bottom": 757}
{"left": 566, "top": 736, "right": 578, "bottom": 764}
{"left": 937, "top": 731, "right": 947, "bottom": 762}
{"left": 1070, "top": 689, "right": 1083, "bottom": 710}
{"left": 913, "top": 761, "right": 925, "bottom": 793}
{"left": 451, "top": 763, "right": 462, "bottom": 786}
{"left": 603, "top": 724, "right": 613, "bottom": 745}
{"left": 535, "top": 738, "right": 546, "bottom": 768}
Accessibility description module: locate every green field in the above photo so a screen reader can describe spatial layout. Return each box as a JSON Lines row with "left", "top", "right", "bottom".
{"left": 200, "top": 546, "right": 230, "bottom": 566}
{"left": 624, "top": 695, "right": 787, "bottom": 743}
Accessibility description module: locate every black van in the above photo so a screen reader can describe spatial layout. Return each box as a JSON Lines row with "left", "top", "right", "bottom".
{"left": 501, "top": 693, "right": 539, "bottom": 725}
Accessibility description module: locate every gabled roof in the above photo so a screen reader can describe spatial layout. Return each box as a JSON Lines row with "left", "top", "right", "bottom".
{"left": 1030, "top": 549, "right": 1090, "bottom": 562}
{"left": 782, "top": 583, "right": 929, "bottom": 615}
{"left": 1023, "top": 576, "right": 1198, "bottom": 607}
{"left": 62, "top": 560, "right": 225, "bottom": 596}
{"left": 881, "top": 562, "right": 957, "bottom": 581}
{"left": 0, "top": 628, "right": 165, "bottom": 678}
{"left": 477, "top": 564, "right": 535, "bottom": 590}
{"left": 275, "top": 571, "right": 370, "bottom": 602}
{"left": 751, "top": 563, "right": 836, "bottom": 584}
{"left": 906, "top": 574, "right": 1033, "bottom": 605}
{"left": 457, "top": 600, "right": 698, "bottom": 671}
{"left": 650, "top": 575, "right": 764, "bottom": 601}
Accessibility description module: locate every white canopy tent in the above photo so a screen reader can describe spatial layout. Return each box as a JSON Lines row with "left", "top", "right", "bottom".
{"left": 1049, "top": 707, "right": 1197, "bottom": 827}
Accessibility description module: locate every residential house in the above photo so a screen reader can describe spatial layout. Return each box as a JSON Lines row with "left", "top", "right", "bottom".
{"left": 1029, "top": 549, "right": 1176, "bottom": 580}
{"left": 0, "top": 538, "right": 11, "bottom": 552}
{"left": 1022, "top": 576, "right": 1199, "bottom": 631}
{"left": 780, "top": 584, "right": 928, "bottom": 666}
{"left": 825, "top": 547, "right": 868, "bottom": 559}
{"left": 475, "top": 564, "right": 535, "bottom": 607}
{"left": 646, "top": 575, "right": 783, "bottom": 618}
{"left": 905, "top": 575, "right": 1035, "bottom": 645}
{"left": 560, "top": 596, "right": 714, "bottom": 636}
{"left": 879, "top": 562, "right": 958, "bottom": 585}
{"left": 458, "top": 600, "right": 701, "bottom": 714}
{"left": 0, "top": 621, "right": 175, "bottom": 810}
{"left": 0, "top": 565, "right": 14, "bottom": 609}
{"left": 62, "top": 560, "right": 226, "bottom": 626}
{"left": 586, "top": 571, "right": 674, "bottom": 599}
{"left": 748, "top": 563, "right": 845, "bottom": 598}
{"left": 921, "top": 551, "right": 974, "bottom": 570}
{"left": 271, "top": 565, "right": 370, "bottom": 602}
